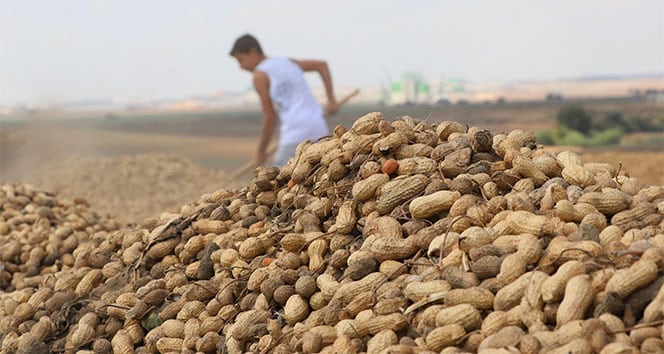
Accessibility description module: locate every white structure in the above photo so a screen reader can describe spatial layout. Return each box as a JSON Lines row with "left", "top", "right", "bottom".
{"left": 388, "top": 73, "right": 433, "bottom": 105}
{"left": 384, "top": 73, "right": 469, "bottom": 105}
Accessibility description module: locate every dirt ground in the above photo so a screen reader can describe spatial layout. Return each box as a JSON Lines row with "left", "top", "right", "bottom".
{"left": 19, "top": 153, "right": 233, "bottom": 225}
{"left": 579, "top": 150, "right": 664, "bottom": 186}
{"left": 1, "top": 99, "right": 662, "bottom": 225}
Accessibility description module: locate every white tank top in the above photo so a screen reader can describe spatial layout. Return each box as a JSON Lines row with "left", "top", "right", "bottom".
{"left": 255, "top": 57, "right": 329, "bottom": 146}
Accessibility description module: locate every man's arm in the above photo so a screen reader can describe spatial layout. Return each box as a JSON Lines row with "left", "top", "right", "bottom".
{"left": 253, "top": 71, "right": 277, "bottom": 165}
{"left": 291, "top": 59, "right": 338, "bottom": 116}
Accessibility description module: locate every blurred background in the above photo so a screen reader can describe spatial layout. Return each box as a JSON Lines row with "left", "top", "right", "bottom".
{"left": 1, "top": 0, "right": 662, "bottom": 224}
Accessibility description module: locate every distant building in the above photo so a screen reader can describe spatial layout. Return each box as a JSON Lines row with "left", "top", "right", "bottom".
{"left": 546, "top": 92, "right": 563, "bottom": 101}
{"left": 644, "top": 89, "right": 664, "bottom": 103}
{"left": 389, "top": 73, "right": 429, "bottom": 105}
{"left": 386, "top": 73, "right": 461, "bottom": 105}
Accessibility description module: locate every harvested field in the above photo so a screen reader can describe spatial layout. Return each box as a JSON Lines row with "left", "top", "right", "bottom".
{"left": 580, "top": 150, "right": 664, "bottom": 186}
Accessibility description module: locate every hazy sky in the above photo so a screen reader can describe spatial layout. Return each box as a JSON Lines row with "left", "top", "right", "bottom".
{"left": 1, "top": 0, "right": 663, "bottom": 105}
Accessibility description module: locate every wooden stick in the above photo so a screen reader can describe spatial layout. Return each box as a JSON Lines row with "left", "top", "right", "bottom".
{"left": 228, "top": 88, "right": 360, "bottom": 181}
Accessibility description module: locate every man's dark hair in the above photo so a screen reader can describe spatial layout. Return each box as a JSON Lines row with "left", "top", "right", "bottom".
{"left": 229, "top": 34, "right": 263, "bottom": 56}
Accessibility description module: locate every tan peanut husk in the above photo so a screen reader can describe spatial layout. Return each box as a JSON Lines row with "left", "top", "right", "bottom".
{"left": 284, "top": 294, "right": 310, "bottom": 325}
{"left": 396, "top": 157, "right": 438, "bottom": 176}
{"left": 478, "top": 325, "right": 525, "bottom": 351}
{"left": 425, "top": 324, "right": 466, "bottom": 352}
{"left": 375, "top": 174, "right": 429, "bottom": 215}
{"left": 352, "top": 174, "right": 390, "bottom": 202}
{"left": 434, "top": 303, "right": 482, "bottom": 331}
{"left": 351, "top": 111, "right": 383, "bottom": 135}
{"left": 111, "top": 330, "right": 134, "bottom": 354}
{"left": 367, "top": 329, "right": 398, "bottom": 354}
{"left": 512, "top": 155, "right": 549, "bottom": 187}
{"left": 556, "top": 274, "right": 594, "bottom": 326}
{"left": 605, "top": 259, "right": 658, "bottom": 298}
{"left": 444, "top": 287, "right": 494, "bottom": 310}
{"left": 577, "top": 188, "right": 632, "bottom": 214}
{"left": 372, "top": 132, "right": 407, "bottom": 155}
{"left": 409, "top": 190, "right": 460, "bottom": 219}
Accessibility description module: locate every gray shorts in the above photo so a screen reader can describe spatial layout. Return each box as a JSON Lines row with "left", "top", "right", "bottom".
{"left": 273, "top": 143, "right": 299, "bottom": 167}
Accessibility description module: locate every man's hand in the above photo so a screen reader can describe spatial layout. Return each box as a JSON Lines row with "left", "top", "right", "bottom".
{"left": 291, "top": 59, "right": 338, "bottom": 118}
{"left": 325, "top": 100, "right": 339, "bottom": 117}
{"left": 253, "top": 149, "right": 267, "bottom": 166}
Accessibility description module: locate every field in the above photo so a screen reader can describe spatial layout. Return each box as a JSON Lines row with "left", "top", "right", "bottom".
{"left": 1, "top": 97, "right": 662, "bottom": 224}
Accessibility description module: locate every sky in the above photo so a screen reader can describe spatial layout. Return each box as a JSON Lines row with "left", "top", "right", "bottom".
{"left": 1, "top": 0, "right": 663, "bottom": 105}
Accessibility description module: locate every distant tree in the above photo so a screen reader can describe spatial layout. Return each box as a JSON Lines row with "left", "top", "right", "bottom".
{"left": 557, "top": 105, "right": 592, "bottom": 135}
{"left": 535, "top": 129, "right": 554, "bottom": 145}
{"left": 602, "top": 111, "right": 629, "bottom": 132}
{"left": 546, "top": 92, "right": 563, "bottom": 101}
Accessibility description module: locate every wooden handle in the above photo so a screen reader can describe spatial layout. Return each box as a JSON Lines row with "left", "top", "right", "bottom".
{"left": 335, "top": 88, "right": 360, "bottom": 111}
{"left": 228, "top": 88, "right": 360, "bottom": 181}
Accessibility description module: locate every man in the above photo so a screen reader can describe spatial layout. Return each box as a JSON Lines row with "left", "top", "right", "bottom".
{"left": 230, "top": 34, "right": 338, "bottom": 167}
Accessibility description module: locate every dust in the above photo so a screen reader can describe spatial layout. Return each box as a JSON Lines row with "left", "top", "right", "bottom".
{"left": 21, "top": 153, "right": 233, "bottom": 225}
{"left": 1, "top": 114, "right": 244, "bottom": 225}
{"left": 0, "top": 115, "right": 105, "bottom": 182}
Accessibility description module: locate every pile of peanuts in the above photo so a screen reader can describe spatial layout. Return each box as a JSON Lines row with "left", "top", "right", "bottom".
{"left": 1, "top": 112, "right": 663, "bottom": 354}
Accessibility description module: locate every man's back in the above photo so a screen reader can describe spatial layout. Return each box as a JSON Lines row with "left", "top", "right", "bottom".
{"left": 256, "top": 57, "right": 328, "bottom": 146}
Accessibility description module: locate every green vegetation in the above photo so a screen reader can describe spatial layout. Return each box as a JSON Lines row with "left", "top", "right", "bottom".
{"left": 537, "top": 126, "right": 623, "bottom": 147}
{"left": 537, "top": 103, "right": 663, "bottom": 147}
{"left": 598, "top": 111, "right": 663, "bottom": 133}
{"left": 557, "top": 105, "right": 592, "bottom": 135}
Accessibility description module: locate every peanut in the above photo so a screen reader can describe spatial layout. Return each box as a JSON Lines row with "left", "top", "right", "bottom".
{"left": 409, "top": 190, "right": 460, "bottom": 219}
{"left": 605, "top": 259, "right": 659, "bottom": 298}
{"left": 375, "top": 175, "right": 429, "bottom": 215}
{"left": 557, "top": 275, "right": 594, "bottom": 326}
